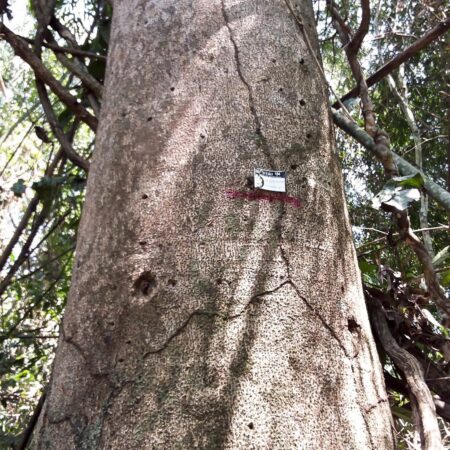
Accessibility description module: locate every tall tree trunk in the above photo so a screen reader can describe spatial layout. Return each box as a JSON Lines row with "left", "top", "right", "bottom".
{"left": 31, "top": 0, "right": 395, "bottom": 448}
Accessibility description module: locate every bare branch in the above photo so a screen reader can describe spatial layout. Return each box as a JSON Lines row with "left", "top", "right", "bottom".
{"left": 349, "top": 0, "right": 371, "bottom": 54}
{"left": 367, "top": 294, "right": 443, "bottom": 449}
{"left": 333, "top": 18, "right": 450, "bottom": 109}
{"left": 0, "top": 197, "right": 39, "bottom": 274}
{"left": 0, "top": 23, "right": 98, "bottom": 131}
{"left": 43, "top": 30, "right": 102, "bottom": 98}
{"left": 327, "top": 0, "right": 397, "bottom": 175}
{"left": 19, "top": 34, "right": 106, "bottom": 61}
{"left": 332, "top": 109, "right": 450, "bottom": 212}
{"left": 0, "top": 186, "right": 57, "bottom": 298}
{"left": 394, "top": 212, "right": 450, "bottom": 317}
{"left": 0, "top": 146, "right": 66, "bottom": 274}
{"left": 35, "top": 80, "right": 90, "bottom": 172}
{"left": 15, "top": 391, "right": 46, "bottom": 450}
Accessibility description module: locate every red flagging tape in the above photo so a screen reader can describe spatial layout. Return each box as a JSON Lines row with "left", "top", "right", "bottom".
{"left": 225, "top": 190, "right": 302, "bottom": 208}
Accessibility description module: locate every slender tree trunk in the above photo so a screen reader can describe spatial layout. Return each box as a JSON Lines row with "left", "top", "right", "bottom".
{"left": 386, "top": 68, "right": 434, "bottom": 257}
{"left": 31, "top": 0, "right": 395, "bottom": 448}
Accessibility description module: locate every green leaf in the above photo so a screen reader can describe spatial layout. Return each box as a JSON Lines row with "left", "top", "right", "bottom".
{"left": 11, "top": 179, "right": 26, "bottom": 197}
{"left": 391, "top": 404, "right": 412, "bottom": 422}
{"left": 32, "top": 176, "right": 65, "bottom": 190}
{"left": 392, "top": 173, "right": 425, "bottom": 189}
{"left": 440, "top": 270, "right": 450, "bottom": 288}
{"left": 358, "top": 259, "right": 380, "bottom": 286}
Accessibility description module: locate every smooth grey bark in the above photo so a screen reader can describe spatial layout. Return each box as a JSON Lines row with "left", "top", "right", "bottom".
{"left": 31, "top": 1, "right": 395, "bottom": 448}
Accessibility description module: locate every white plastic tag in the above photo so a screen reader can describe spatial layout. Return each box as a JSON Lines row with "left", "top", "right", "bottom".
{"left": 254, "top": 169, "right": 286, "bottom": 193}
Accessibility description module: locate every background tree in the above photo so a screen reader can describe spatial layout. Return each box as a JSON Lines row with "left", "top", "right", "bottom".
{"left": 0, "top": 0, "right": 448, "bottom": 448}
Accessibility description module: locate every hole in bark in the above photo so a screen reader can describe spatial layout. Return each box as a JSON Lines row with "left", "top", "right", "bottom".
{"left": 290, "top": 164, "right": 298, "bottom": 170}
{"left": 306, "top": 133, "right": 312, "bottom": 139}
{"left": 111, "top": 285, "right": 117, "bottom": 291}
{"left": 147, "top": 116, "right": 153, "bottom": 122}
{"left": 134, "top": 272, "right": 157, "bottom": 296}
{"left": 278, "top": 87, "right": 283, "bottom": 92}
{"left": 121, "top": 111, "right": 127, "bottom": 117}
{"left": 216, "top": 279, "right": 223, "bottom": 285}
{"left": 248, "top": 422, "right": 254, "bottom": 430}
{"left": 200, "top": 134, "right": 205, "bottom": 139}
{"left": 271, "top": 58, "right": 276, "bottom": 63}
{"left": 118, "top": 357, "right": 124, "bottom": 362}
{"left": 142, "top": 194, "right": 149, "bottom": 199}
{"left": 139, "top": 241, "right": 147, "bottom": 246}
{"left": 170, "top": 86, "right": 175, "bottom": 91}
{"left": 299, "top": 58, "right": 305, "bottom": 65}
{"left": 299, "top": 99, "right": 306, "bottom": 106}
{"left": 168, "top": 279, "right": 177, "bottom": 287}
{"left": 347, "top": 317, "right": 360, "bottom": 333}
{"left": 126, "top": 339, "right": 132, "bottom": 344}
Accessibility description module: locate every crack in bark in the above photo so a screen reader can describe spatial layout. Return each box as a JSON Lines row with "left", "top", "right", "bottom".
{"left": 143, "top": 281, "right": 291, "bottom": 357}
{"left": 219, "top": 0, "right": 273, "bottom": 165}
{"left": 61, "top": 326, "right": 89, "bottom": 364}
{"left": 61, "top": 326, "right": 113, "bottom": 378}
{"left": 143, "top": 309, "right": 221, "bottom": 357}
{"left": 288, "top": 280, "right": 352, "bottom": 358}
{"left": 142, "top": 278, "right": 351, "bottom": 363}
{"left": 228, "top": 280, "right": 291, "bottom": 320}
{"left": 364, "top": 397, "right": 389, "bottom": 415}
{"left": 279, "top": 244, "right": 290, "bottom": 278}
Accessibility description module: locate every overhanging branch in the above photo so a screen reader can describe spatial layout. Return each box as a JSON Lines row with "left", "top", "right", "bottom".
{"left": 0, "top": 23, "right": 98, "bottom": 131}
{"left": 332, "top": 108, "right": 450, "bottom": 212}
{"left": 333, "top": 18, "right": 450, "bottom": 109}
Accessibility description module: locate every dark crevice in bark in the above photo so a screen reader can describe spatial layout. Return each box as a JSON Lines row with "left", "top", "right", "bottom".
{"left": 288, "top": 280, "right": 351, "bottom": 358}
{"left": 279, "top": 244, "right": 290, "bottom": 277}
{"left": 142, "top": 277, "right": 352, "bottom": 363}
{"left": 61, "top": 326, "right": 89, "bottom": 365}
{"left": 228, "top": 280, "right": 291, "bottom": 319}
{"left": 142, "top": 309, "right": 221, "bottom": 356}
{"left": 365, "top": 397, "right": 389, "bottom": 415}
{"left": 360, "top": 410, "right": 375, "bottom": 449}
{"left": 219, "top": 0, "right": 274, "bottom": 166}
{"left": 142, "top": 281, "right": 291, "bottom": 357}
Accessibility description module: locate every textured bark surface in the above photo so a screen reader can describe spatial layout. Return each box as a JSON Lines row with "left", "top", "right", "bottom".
{"left": 32, "top": 0, "right": 395, "bottom": 448}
